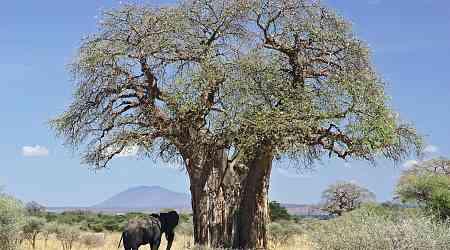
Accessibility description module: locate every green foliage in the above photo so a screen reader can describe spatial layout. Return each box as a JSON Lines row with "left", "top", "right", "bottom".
{"left": 269, "top": 201, "right": 291, "bottom": 221}
{"left": 0, "top": 194, "right": 25, "bottom": 250}
{"left": 321, "top": 181, "right": 375, "bottom": 216}
{"left": 43, "top": 210, "right": 190, "bottom": 233}
{"left": 51, "top": 0, "right": 421, "bottom": 170}
{"left": 396, "top": 173, "right": 450, "bottom": 220}
{"left": 307, "top": 205, "right": 450, "bottom": 250}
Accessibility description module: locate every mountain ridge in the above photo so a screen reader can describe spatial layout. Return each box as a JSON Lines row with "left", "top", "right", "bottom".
{"left": 45, "top": 186, "right": 321, "bottom": 216}
{"left": 93, "top": 185, "right": 191, "bottom": 210}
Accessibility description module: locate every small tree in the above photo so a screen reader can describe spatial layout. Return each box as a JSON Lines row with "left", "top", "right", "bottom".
{"left": 322, "top": 181, "right": 375, "bottom": 216}
{"left": 0, "top": 194, "right": 25, "bottom": 250}
{"left": 396, "top": 158, "right": 450, "bottom": 220}
{"left": 269, "top": 201, "right": 291, "bottom": 221}
{"left": 55, "top": 224, "right": 81, "bottom": 250}
{"left": 25, "top": 201, "right": 46, "bottom": 217}
{"left": 22, "top": 216, "right": 46, "bottom": 249}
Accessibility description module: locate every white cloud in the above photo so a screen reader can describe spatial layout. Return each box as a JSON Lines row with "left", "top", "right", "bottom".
{"left": 402, "top": 159, "right": 419, "bottom": 169}
{"left": 22, "top": 145, "right": 49, "bottom": 157}
{"left": 423, "top": 144, "right": 439, "bottom": 154}
{"left": 116, "top": 145, "right": 139, "bottom": 158}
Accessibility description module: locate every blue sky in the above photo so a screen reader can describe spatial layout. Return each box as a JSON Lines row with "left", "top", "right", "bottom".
{"left": 0, "top": 0, "right": 449, "bottom": 207}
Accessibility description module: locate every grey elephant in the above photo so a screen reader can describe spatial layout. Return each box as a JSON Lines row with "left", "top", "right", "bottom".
{"left": 118, "top": 211, "right": 179, "bottom": 250}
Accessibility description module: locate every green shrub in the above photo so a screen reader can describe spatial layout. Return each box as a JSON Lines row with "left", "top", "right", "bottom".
{"left": 269, "top": 201, "right": 291, "bottom": 221}
{"left": 396, "top": 174, "right": 450, "bottom": 220}
{"left": 307, "top": 206, "right": 450, "bottom": 249}
{"left": 0, "top": 194, "right": 25, "bottom": 250}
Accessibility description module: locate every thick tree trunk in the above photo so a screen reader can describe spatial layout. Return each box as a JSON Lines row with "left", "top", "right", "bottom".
{"left": 234, "top": 149, "right": 273, "bottom": 250}
{"left": 186, "top": 148, "right": 238, "bottom": 247}
{"left": 185, "top": 145, "right": 273, "bottom": 249}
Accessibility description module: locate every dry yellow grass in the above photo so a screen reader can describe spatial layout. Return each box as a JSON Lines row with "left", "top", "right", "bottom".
{"left": 21, "top": 233, "right": 312, "bottom": 250}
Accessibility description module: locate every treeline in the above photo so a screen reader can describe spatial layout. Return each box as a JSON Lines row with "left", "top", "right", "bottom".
{"left": 42, "top": 210, "right": 192, "bottom": 233}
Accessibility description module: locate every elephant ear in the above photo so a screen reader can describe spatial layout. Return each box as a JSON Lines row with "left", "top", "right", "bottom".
{"left": 159, "top": 211, "right": 179, "bottom": 233}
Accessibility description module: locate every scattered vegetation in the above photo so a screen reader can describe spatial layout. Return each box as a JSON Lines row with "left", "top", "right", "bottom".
{"left": 79, "top": 233, "right": 106, "bottom": 250}
{"left": 396, "top": 158, "right": 450, "bottom": 220}
{"left": 54, "top": 224, "right": 81, "bottom": 250}
{"left": 307, "top": 204, "right": 450, "bottom": 250}
{"left": 321, "top": 181, "right": 376, "bottom": 216}
{"left": 0, "top": 193, "right": 25, "bottom": 250}
{"left": 22, "top": 216, "right": 46, "bottom": 249}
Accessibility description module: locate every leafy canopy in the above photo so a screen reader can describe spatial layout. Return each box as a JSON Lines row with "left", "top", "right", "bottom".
{"left": 396, "top": 158, "right": 450, "bottom": 220}
{"left": 51, "top": 0, "right": 421, "bottom": 169}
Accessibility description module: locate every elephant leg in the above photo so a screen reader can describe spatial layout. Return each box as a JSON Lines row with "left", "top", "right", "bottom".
{"left": 150, "top": 240, "right": 161, "bottom": 250}
{"left": 165, "top": 232, "right": 175, "bottom": 250}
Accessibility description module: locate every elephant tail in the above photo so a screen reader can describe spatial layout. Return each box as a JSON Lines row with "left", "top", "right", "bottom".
{"left": 117, "top": 232, "right": 124, "bottom": 248}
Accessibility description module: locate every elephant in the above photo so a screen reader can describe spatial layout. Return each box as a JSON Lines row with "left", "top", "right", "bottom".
{"left": 118, "top": 211, "right": 179, "bottom": 250}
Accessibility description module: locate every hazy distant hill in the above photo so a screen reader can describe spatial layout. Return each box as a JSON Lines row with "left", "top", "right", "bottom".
{"left": 93, "top": 186, "right": 191, "bottom": 211}
{"left": 282, "top": 203, "right": 328, "bottom": 216}
{"left": 48, "top": 186, "right": 323, "bottom": 216}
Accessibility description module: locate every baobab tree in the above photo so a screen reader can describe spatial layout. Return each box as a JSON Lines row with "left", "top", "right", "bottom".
{"left": 51, "top": 0, "right": 421, "bottom": 249}
{"left": 321, "top": 181, "right": 376, "bottom": 216}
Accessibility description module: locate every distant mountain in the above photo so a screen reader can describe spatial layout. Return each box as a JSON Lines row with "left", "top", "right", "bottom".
{"left": 47, "top": 186, "right": 324, "bottom": 216}
{"left": 281, "top": 203, "right": 328, "bottom": 216}
{"left": 93, "top": 186, "right": 191, "bottom": 211}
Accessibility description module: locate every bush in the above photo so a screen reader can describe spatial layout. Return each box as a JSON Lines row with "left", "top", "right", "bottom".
{"left": 269, "top": 201, "right": 291, "bottom": 221}
{"left": 268, "top": 221, "right": 303, "bottom": 248}
{"left": 80, "top": 233, "right": 106, "bottom": 249}
{"left": 396, "top": 173, "right": 450, "bottom": 220}
{"left": 22, "top": 216, "right": 46, "bottom": 249}
{"left": 0, "top": 194, "right": 25, "bottom": 250}
{"left": 307, "top": 205, "right": 450, "bottom": 249}
{"left": 55, "top": 224, "right": 81, "bottom": 250}
{"left": 175, "top": 216, "right": 194, "bottom": 236}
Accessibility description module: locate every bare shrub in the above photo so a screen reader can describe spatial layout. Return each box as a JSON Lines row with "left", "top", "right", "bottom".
{"left": 55, "top": 224, "right": 81, "bottom": 250}
{"left": 80, "top": 233, "right": 105, "bottom": 249}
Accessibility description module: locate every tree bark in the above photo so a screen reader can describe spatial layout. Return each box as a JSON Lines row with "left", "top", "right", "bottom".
{"left": 185, "top": 148, "right": 238, "bottom": 247}
{"left": 234, "top": 149, "right": 273, "bottom": 250}
{"left": 184, "top": 145, "right": 273, "bottom": 249}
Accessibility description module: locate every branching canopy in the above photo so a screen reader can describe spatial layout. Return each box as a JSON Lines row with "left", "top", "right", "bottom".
{"left": 51, "top": 0, "right": 422, "bottom": 169}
